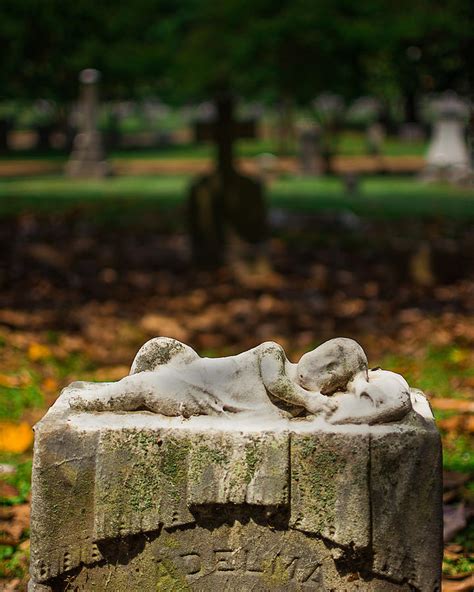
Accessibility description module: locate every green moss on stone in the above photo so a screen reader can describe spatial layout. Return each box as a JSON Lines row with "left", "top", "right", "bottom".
{"left": 295, "top": 438, "right": 341, "bottom": 526}
{"left": 244, "top": 442, "right": 261, "bottom": 484}
{"left": 190, "top": 444, "right": 230, "bottom": 476}
{"left": 156, "top": 559, "right": 190, "bottom": 591}
{"left": 161, "top": 438, "right": 191, "bottom": 489}
{"left": 261, "top": 556, "right": 291, "bottom": 588}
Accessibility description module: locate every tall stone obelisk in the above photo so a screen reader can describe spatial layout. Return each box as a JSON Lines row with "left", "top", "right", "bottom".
{"left": 65, "top": 68, "right": 110, "bottom": 178}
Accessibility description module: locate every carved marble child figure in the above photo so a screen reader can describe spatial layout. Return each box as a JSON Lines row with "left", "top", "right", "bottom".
{"left": 69, "top": 337, "right": 415, "bottom": 425}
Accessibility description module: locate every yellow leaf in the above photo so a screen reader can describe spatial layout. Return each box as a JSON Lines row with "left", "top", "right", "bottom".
{"left": 0, "top": 374, "right": 18, "bottom": 388}
{"left": 449, "top": 348, "right": 469, "bottom": 364}
{"left": 41, "top": 377, "right": 58, "bottom": 393}
{"left": 0, "top": 421, "right": 33, "bottom": 453}
{"left": 28, "top": 343, "right": 51, "bottom": 362}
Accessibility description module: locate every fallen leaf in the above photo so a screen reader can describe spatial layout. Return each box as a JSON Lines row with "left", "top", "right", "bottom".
{"left": 444, "top": 544, "right": 465, "bottom": 560}
{"left": 0, "top": 503, "right": 30, "bottom": 545}
{"left": 0, "top": 482, "right": 19, "bottom": 499}
{"left": 94, "top": 365, "right": 130, "bottom": 381}
{"left": 27, "top": 243, "right": 68, "bottom": 269}
{"left": 0, "top": 374, "right": 19, "bottom": 388}
{"left": 27, "top": 342, "right": 51, "bottom": 362}
{"left": 444, "top": 472, "right": 470, "bottom": 491}
{"left": 431, "top": 399, "right": 474, "bottom": 413}
{"left": 0, "top": 578, "right": 22, "bottom": 592}
{"left": 438, "top": 416, "right": 474, "bottom": 433}
{"left": 444, "top": 504, "right": 468, "bottom": 542}
{"left": 0, "top": 422, "right": 33, "bottom": 453}
{"left": 442, "top": 575, "right": 474, "bottom": 591}
{"left": 41, "top": 377, "right": 58, "bottom": 393}
{"left": 139, "top": 314, "right": 189, "bottom": 342}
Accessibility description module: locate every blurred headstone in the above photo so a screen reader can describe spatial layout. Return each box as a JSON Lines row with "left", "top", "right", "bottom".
{"left": 423, "top": 92, "right": 472, "bottom": 184}
{"left": 256, "top": 152, "right": 278, "bottom": 182}
{"left": 194, "top": 111, "right": 257, "bottom": 144}
{"left": 312, "top": 93, "right": 345, "bottom": 173}
{"left": 298, "top": 126, "right": 322, "bottom": 175}
{"left": 65, "top": 69, "right": 110, "bottom": 178}
{"left": 366, "top": 122, "right": 385, "bottom": 157}
{"left": 343, "top": 172, "right": 360, "bottom": 195}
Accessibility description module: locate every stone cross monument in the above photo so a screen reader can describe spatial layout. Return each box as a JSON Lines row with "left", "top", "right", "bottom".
{"left": 65, "top": 68, "right": 110, "bottom": 178}
{"left": 423, "top": 91, "right": 472, "bottom": 184}
{"left": 188, "top": 94, "right": 266, "bottom": 266}
{"left": 29, "top": 337, "right": 442, "bottom": 591}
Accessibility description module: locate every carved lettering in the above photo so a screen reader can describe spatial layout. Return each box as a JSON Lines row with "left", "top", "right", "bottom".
{"left": 280, "top": 555, "right": 300, "bottom": 580}
{"left": 155, "top": 544, "right": 324, "bottom": 584}
{"left": 214, "top": 549, "right": 237, "bottom": 571}
{"left": 243, "top": 549, "right": 263, "bottom": 573}
{"left": 302, "top": 562, "right": 323, "bottom": 584}
{"left": 180, "top": 552, "right": 201, "bottom": 575}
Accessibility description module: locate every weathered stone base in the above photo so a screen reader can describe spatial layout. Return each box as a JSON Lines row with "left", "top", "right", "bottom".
{"left": 65, "top": 159, "right": 111, "bottom": 178}
{"left": 65, "top": 131, "right": 111, "bottom": 178}
{"left": 29, "top": 386, "right": 443, "bottom": 591}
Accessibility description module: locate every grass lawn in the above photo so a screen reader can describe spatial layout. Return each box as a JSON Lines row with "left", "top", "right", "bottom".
{"left": 0, "top": 174, "right": 473, "bottom": 219}
{"left": 0, "top": 131, "right": 427, "bottom": 161}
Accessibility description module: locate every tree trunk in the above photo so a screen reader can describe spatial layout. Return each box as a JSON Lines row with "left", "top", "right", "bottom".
{"left": 0, "top": 118, "right": 12, "bottom": 153}
{"left": 404, "top": 92, "right": 419, "bottom": 124}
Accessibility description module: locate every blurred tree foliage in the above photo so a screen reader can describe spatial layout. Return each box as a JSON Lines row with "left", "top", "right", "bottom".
{"left": 0, "top": 0, "right": 471, "bottom": 105}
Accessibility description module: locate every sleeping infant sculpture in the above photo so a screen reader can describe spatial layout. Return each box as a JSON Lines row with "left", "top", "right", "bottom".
{"left": 69, "top": 337, "right": 428, "bottom": 424}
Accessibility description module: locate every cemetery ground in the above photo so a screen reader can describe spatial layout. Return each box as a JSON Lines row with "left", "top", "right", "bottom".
{"left": 0, "top": 176, "right": 473, "bottom": 590}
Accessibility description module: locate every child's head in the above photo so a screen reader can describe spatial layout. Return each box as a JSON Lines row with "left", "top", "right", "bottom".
{"left": 297, "top": 338, "right": 368, "bottom": 395}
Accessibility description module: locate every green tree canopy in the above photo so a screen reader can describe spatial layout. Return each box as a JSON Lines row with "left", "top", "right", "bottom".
{"left": 0, "top": 0, "right": 471, "bottom": 104}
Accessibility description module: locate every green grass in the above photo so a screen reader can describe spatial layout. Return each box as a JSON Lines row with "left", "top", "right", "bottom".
{"left": 1, "top": 174, "right": 473, "bottom": 220}
{"left": 0, "top": 452, "right": 31, "bottom": 582}
{"left": 0, "top": 349, "right": 97, "bottom": 421}
{"left": 271, "top": 176, "right": 474, "bottom": 218}
{"left": 0, "top": 383, "right": 43, "bottom": 422}
{"left": 379, "top": 345, "right": 474, "bottom": 473}
{"left": 337, "top": 132, "right": 425, "bottom": 157}
{"left": 0, "top": 131, "right": 427, "bottom": 160}
{"left": 0, "top": 454, "right": 32, "bottom": 505}
{"left": 442, "top": 436, "right": 474, "bottom": 473}
{"left": 379, "top": 346, "right": 474, "bottom": 400}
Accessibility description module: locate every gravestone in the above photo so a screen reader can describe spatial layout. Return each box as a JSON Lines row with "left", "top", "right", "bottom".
{"left": 366, "top": 122, "right": 385, "bottom": 157}
{"left": 257, "top": 152, "right": 278, "bottom": 182}
{"left": 298, "top": 126, "right": 322, "bottom": 175}
{"left": 311, "top": 93, "right": 345, "bottom": 174}
{"left": 29, "top": 337, "right": 442, "bottom": 591}
{"left": 65, "top": 69, "right": 110, "bottom": 178}
{"left": 188, "top": 94, "right": 266, "bottom": 266}
{"left": 423, "top": 92, "right": 472, "bottom": 183}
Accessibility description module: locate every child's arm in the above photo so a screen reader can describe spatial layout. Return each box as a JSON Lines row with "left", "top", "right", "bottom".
{"left": 259, "top": 342, "right": 330, "bottom": 413}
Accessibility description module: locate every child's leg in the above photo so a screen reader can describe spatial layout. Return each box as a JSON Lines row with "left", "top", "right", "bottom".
{"left": 69, "top": 374, "right": 149, "bottom": 412}
{"left": 130, "top": 337, "right": 198, "bottom": 374}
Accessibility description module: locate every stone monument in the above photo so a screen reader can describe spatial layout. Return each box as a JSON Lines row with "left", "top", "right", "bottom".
{"left": 423, "top": 91, "right": 472, "bottom": 184}
{"left": 65, "top": 69, "right": 110, "bottom": 178}
{"left": 29, "top": 337, "right": 442, "bottom": 591}
{"left": 298, "top": 126, "right": 323, "bottom": 175}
